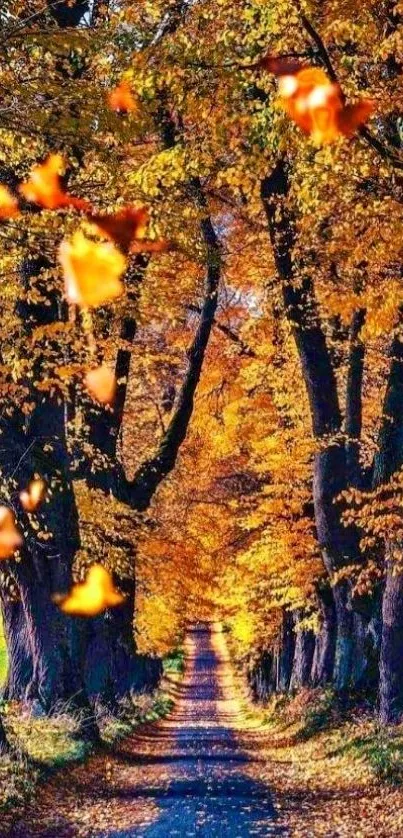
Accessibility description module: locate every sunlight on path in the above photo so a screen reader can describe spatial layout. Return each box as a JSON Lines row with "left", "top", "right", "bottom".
{"left": 8, "top": 624, "right": 286, "bottom": 837}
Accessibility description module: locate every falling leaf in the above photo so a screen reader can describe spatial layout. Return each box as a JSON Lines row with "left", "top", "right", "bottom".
{"left": 54, "top": 564, "right": 125, "bottom": 617}
{"left": 19, "top": 154, "right": 91, "bottom": 211}
{"left": 89, "top": 206, "right": 169, "bottom": 255}
{"left": 277, "top": 67, "right": 374, "bottom": 144}
{"left": 59, "top": 230, "right": 126, "bottom": 307}
{"left": 89, "top": 206, "right": 150, "bottom": 252}
{"left": 0, "top": 185, "right": 20, "bottom": 220}
{"left": 337, "top": 100, "right": 376, "bottom": 138}
{"left": 108, "top": 81, "right": 138, "bottom": 114}
{"left": 130, "top": 238, "right": 169, "bottom": 255}
{"left": 0, "top": 507, "right": 22, "bottom": 559}
{"left": 20, "top": 479, "right": 46, "bottom": 512}
{"left": 253, "top": 53, "right": 306, "bottom": 76}
{"left": 85, "top": 365, "right": 116, "bottom": 404}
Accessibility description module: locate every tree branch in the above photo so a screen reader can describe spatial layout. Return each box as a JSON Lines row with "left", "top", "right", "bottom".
{"left": 117, "top": 181, "right": 221, "bottom": 511}
{"left": 186, "top": 304, "right": 256, "bottom": 357}
{"left": 345, "top": 308, "right": 366, "bottom": 487}
{"left": 261, "top": 160, "right": 342, "bottom": 438}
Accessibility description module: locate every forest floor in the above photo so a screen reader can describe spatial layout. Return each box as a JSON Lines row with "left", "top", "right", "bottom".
{"left": 3, "top": 625, "right": 403, "bottom": 837}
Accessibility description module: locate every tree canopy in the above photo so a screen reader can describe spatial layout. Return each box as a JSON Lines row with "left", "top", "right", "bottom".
{"left": 0, "top": 0, "right": 402, "bottom": 742}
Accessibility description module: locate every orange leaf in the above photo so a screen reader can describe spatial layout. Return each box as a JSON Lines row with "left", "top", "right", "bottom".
{"left": 85, "top": 365, "right": 116, "bottom": 404}
{"left": 108, "top": 81, "right": 138, "bottom": 114}
{"left": 19, "top": 155, "right": 91, "bottom": 211}
{"left": 254, "top": 54, "right": 306, "bottom": 76}
{"left": 337, "top": 99, "right": 376, "bottom": 137}
{"left": 20, "top": 479, "right": 46, "bottom": 512}
{"left": 89, "top": 206, "right": 149, "bottom": 252}
{"left": 0, "top": 507, "right": 22, "bottom": 560}
{"left": 59, "top": 231, "right": 126, "bottom": 308}
{"left": 0, "top": 185, "right": 20, "bottom": 220}
{"left": 54, "top": 565, "right": 125, "bottom": 617}
{"left": 278, "top": 67, "right": 374, "bottom": 145}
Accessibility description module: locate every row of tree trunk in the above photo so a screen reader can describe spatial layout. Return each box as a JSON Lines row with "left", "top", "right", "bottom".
{"left": 251, "top": 160, "right": 403, "bottom": 724}
{"left": 0, "top": 2, "right": 221, "bottom": 748}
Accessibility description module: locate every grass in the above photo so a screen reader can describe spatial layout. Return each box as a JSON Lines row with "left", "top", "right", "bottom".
{"left": 236, "top": 687, "right": 403, "bottom": 836}
{"left": 0, "top": 640, "right": 182, "bottom": 815}
{"left": 329, "top": 725, "right": 403, "bottom": 784}
{"left": 257, "top": 686, "right": 403, "bottom": 785}
{"left": 0, "top": 685, "right": 175, "bottom": 816}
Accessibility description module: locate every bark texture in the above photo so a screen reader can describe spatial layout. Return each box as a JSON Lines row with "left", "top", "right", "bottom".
{"left": 261, "top": 161, "right": 362, "bottom": 690}
{"left": 290, "top": 614, "right": 315, "bottom": 690}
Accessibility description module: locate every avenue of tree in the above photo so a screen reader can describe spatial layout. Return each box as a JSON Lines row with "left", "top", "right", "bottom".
{"left": 0, "top": 0, "right": 402, "bottom": 756}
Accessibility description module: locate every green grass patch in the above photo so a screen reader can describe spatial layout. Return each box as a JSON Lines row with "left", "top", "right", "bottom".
{"left": 0, "top": 686, "right": 175, "bottom": 816}
{"left": 101, "top": 691, "right": 174, "bottom": 744}
{"left": 297, "top": 688, "right": 337, "bottom": 740}
{"left": 261, "top": 687, "right": 338, "bottom": 739}
{"left": 261, "top": 686, "right": 403, "bottom": 786}
{"left": 330, "top": 727, "right": 403, "bottom": 784}
{"left": 163, "top": 648, "right": 185, "bottom": 675}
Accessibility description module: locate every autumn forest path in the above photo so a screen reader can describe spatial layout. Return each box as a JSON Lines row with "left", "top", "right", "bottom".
{"left": 8, "top": 625, "right": 286, "bottom": 837}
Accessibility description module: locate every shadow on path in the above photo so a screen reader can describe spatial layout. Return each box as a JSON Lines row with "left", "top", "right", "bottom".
{"left": 8, "top": 623, "right": 287, "bottom": 838}
{"left": 98, "top": 623, "right": 286, "bottom": 837}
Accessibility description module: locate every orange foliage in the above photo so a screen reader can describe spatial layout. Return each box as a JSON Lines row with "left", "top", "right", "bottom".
{"left": 90, "top": 207, "right": 168, "bottom": 254}
{"left": 54, "top": 564, "right": 124, "bottom": 617}
{"left": 108, "top": 81, "right": 138, "bottom": 114}
{"left": 254, "top": 54, "right": 306, "bottom": 76}
{"left": 59, "top": 231, "right": 126, "bottom": 307}
{"left": 90, "top": 206, "right": 149, "bottom": 252}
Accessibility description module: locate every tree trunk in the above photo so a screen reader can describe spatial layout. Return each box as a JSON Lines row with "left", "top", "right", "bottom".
{"left": 0, "top": 0, "right": 97, "bottom": 730}
{"left": 277, "top": 610, "right": 295, "bottom": 692}
{"left": 261, "top": 163, "right": 362, "bottom": 690}
{"left": 1, "top": 599, "right": 32, "bottom": 701}
{"left": 83, "top": 189, "right": 221, "bottom": 700}
{"left": 373, "top": 319, "right": 403, "bottom": 723}
{"left": 345, "top": 308, "right": 366, "bottom": 487}
{"left": 311, "top": 585, "right": 337, "bottom": 686}
{"left": 329, "top": 578, "right": 355, "bottom": 691}
{"left": 290, "top": 613, "right": 315, "bottom": 690}
{"left": 84, "top": 581, "right": 162, "bottom": 704}
{"left": 0, "top": 715, "right": 9, "bottom": 756}
{"left": 248, "top": 650, "right": 274, "bottom": 702}
{"left": 16, "top": 560, "right": 67, "bottom": 712}
{"left": 379, "top": 556, "right": 403, "bottom": 724}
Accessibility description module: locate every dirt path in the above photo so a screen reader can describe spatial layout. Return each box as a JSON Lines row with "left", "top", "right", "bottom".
{"left": 6, "top": 624, "right": 286, "bottom": 837}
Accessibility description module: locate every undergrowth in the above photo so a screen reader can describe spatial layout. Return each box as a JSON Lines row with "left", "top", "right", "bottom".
{"left": 163, "top": 648, "right": 185, "bottom": 674}
{"left": 261, "top": 686, "right": 403, "bottom": 784}
{"left": 0, "top": 687, "right": 174, "bottom": 814}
